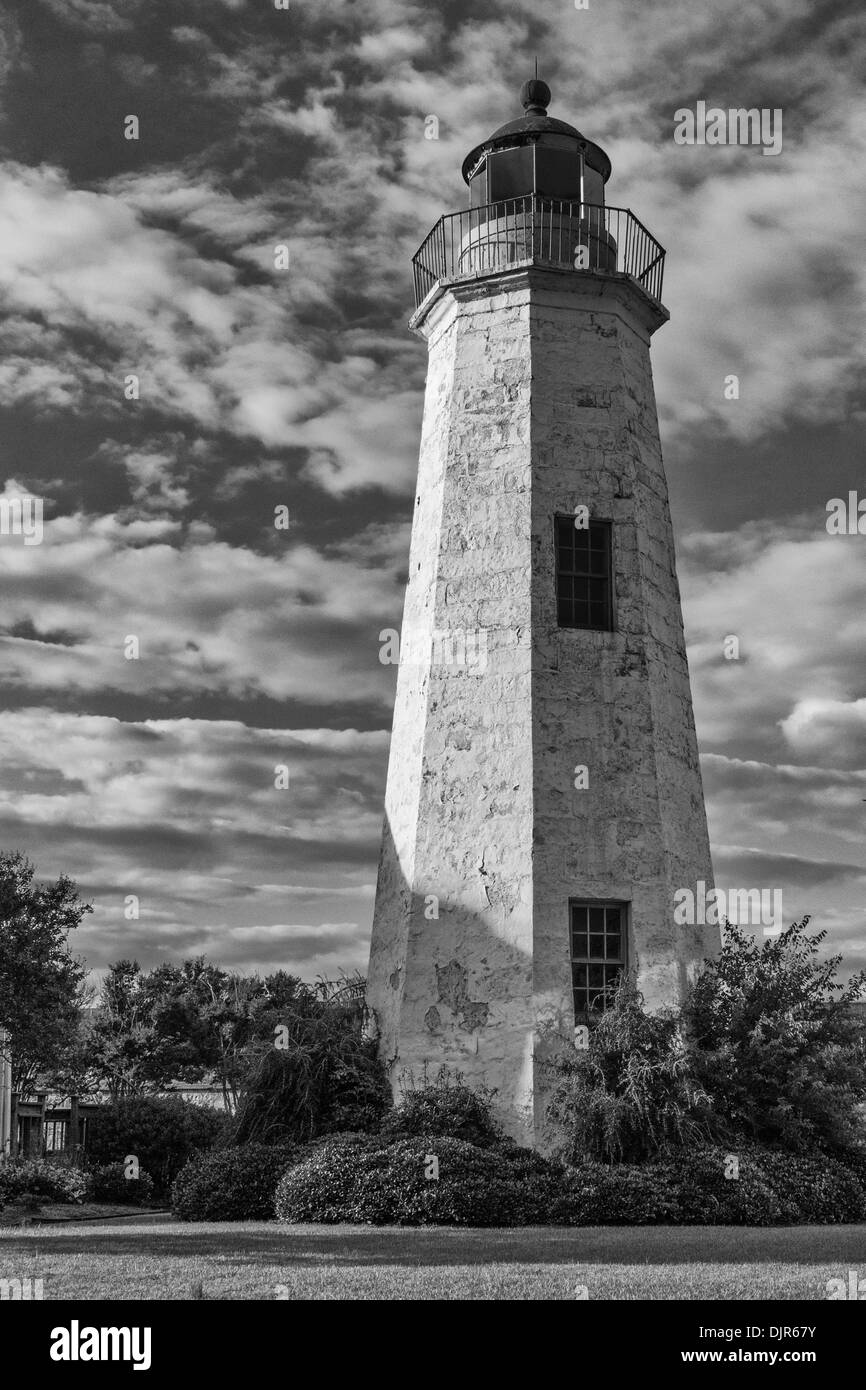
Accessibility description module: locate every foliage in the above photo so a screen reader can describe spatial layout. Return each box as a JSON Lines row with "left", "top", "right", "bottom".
{"left": 88, "top": 1162, "right": 156, "bottom": 1207}
{"left": 171, "top": 1143, "right": 298, "bottom": 1221}
{"left": 0, "top": 1158, "right": 89, "bottom": 1206}
{"left": 544, "top": 979, "right": 718, "bottom": 1164}
{"left": 273, "top": 1135, "right": 379, "bottom": 1223}
{"left": 381, "top": 1066, "right": 503, "bottom": 1149}
{"left": 658, "top": 1146, "right": 792, "bottom": 1225}
{"left": 275, "top": 1135, "right": 563, "bottom": 1226}
{"left": 276, "top": 1132, "right": 862, "bottom": 1228}
{"left": 86, "top": 960, "right": 343, "bottom": 1108}
{"left": 86, "top": 1096, "right": 227, "bottom": 1195}
{"left": 231, "top": 1008, "right": 390, "bottom": 1146}
{"left": 685, "top": 917, "right": 866, "bottom": 1155}
{"left": 740, "top": 1148, "right": 866, "bottom": 1225}
{"left": 0, "top": 851, "right": 91, "bottom": 1094}
{"left": 548, "top": 1161, "right": 684, "bottom": 1225}
{"left": 544, "top": 1146, "right": 866, "bottom": 1226}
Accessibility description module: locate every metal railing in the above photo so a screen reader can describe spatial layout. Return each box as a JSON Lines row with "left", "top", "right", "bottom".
{"left": 412, "top": 197, "right": 665, "bottom": 309}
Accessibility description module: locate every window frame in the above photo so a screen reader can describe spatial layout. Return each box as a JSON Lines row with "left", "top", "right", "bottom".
{"left": 554, "top": 514, "right": 615, "bottom": 631}
{"left": 569, "top": 898, "right": 628, "bottom": 1021}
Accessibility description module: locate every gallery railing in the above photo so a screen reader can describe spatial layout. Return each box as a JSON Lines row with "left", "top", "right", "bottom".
{"left": 412, "top": 197, "right": 666, "bottom": 309}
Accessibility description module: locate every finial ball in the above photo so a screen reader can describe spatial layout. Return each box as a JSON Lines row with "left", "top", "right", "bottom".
{"left": 520, "top": 78, "right": 551, "bottom": 113}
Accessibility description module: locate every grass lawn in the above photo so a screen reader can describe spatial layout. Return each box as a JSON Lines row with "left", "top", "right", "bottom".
{"left": 1, "top": 1220, "right": 865, "bottom": 1299}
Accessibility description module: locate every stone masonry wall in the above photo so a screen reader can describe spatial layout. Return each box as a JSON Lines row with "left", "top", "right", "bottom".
{"left": 368, "top": 280, "right": 537, "bottom": 1141}
{"left": 368, "top": 267, "right": 717, "bottom": 1149}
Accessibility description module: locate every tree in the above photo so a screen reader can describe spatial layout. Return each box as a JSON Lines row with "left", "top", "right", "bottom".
{"left": 87, "top": 960, "right": 166, "bottom": 1099}
{"left": 544, "top": 979, "right": 718, "bottom": 1164}
{"left": 87, "top": 959, "right": 323, "bottom": 1109}
{"left": 232, "top": 989, "right": 390, "bottom": 1145}
{"left": 684, "top": 917, "right": 866, "bottom": 1155}
{"left": 0, "top": 851, "right": 90, "bottom": 1094}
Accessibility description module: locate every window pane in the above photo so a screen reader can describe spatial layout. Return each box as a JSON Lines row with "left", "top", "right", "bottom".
{"left": 571, "top": 901, "right": 627, "bottom": 1019}
{"left": 556, "top": 518, "right": 613, "bottom": 631}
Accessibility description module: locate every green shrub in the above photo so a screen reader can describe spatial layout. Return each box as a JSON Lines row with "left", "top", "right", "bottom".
{"left": 88, "top": 1162, "right": 156, "bottom": 1207}
{"left": 171, "top": 1143, "right": 298, "bottom": 1221}
{"left": 86, "top": 1096, "right": 227, "bottom": 1194}
{"left": 276, "top": 1135, "right": 563, "bottom": 1227}
{"left": 274, "top": 1128, "right": 866, "bottom": 1228}
{"left": 747, "top": 1148, "right": 866, "bottom": 1224}
{"left": 833, "top": 1145, "right": 866, "bottom": 1191}
{"left": 232, "top": 1016, "right": 390, "bottom": 1146}
{"left": 382, "top": 1068, "right": 503, "bottom": 1149}
{"left": 663, "top": 1146, "right": 790, "bottom": 1225}
{"left": 549, "top": 1162, "right": 683, "bottom": 1225}
{"left": 0, "top": 1159, "right": 89, "bottom": 1206}
{"left": 557, "top": 1146, "right": 866, "bottom": 1227}
{"left": 274, "top": 1134, "right": 378, "bottom": 1223}
{"left": 544, "top": 980, "right": 718, "bottom": 1164}
{"left": 685, "top": 918, "right": 866, "bottom": 1154}
{"left": 547, "top": 1148, "right": 791, "bottom": 1226}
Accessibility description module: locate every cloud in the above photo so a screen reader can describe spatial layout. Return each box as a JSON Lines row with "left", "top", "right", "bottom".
{"left": 780, "top": 699, "right": 866, "bottom": 765}
{"left": 0, "top": 162, "right": 420, "bottom": 495}
{"left": 0, "top": 709, "right": 386, "bottom": 975}
{"left": 0, "top": 508, "right": 407, "bottom": 707}
{"left": 681, "top": 521, "right": 866, "bottom": 761}
{"left": 36, "top": 0, "right": 139, "bottom": 34}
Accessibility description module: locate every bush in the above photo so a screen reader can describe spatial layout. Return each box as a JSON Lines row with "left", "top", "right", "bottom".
{"left": 834, "top": 1145, "right": 866, "bottom": 1191}
{"left": 685, "top": 918, "right": 866, "bottom": 1154}
{"left": 276, "top": 1135, "right": 564, "bottom": 1227}
{"left": 544, "top": 980, "right": 719, "bottom": 1164}
{"left": 663, "top": 1146, "right": 791, "bottom": 1225}
{"left": 274, "top": 1127, "right": 866, "bottom": 1228}
{"left": 171, "top": 1143, "right": 298, "bottom": 1221}
{"left": 273, "top": 1134, "right": 378, "bottom": 1224}
{"left": 232, "top": 1016, "right": 390, "bottom": 1146}
{"left": 88, "top": 1162, "right": 156, "bottom": 1207}
{"left": 0, "top": 1158, "right": 89, "bottom": 1206}
{"left": 548, "top": 1162, "right": 682, "bottom": 1225}
{"left": 548, "top": 1147, "right": 791, "bottom": 1226}
{"left": 382, "top": 1068, "right": 503, "bottom": 1149}
{"left": 86, "top": 1096, "right": 227, "bottom": 1194}
{"left": 747, "top": 1148, "right": 866, "bottom": 1224}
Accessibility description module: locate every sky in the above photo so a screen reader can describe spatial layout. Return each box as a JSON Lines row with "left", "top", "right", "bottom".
{"left": 0, "top": 0, "right": 864, "bottom": 987}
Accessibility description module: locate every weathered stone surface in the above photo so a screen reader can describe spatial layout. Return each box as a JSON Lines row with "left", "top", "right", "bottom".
{"left": 367, "top": 265, "right": 717, "bottom": 1150}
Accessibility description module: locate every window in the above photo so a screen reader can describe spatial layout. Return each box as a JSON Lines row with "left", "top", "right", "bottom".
{"left": 570, "top": 901, "right": 627, "bottom": 1019}
{"left": 555, "top": 516, "right": 613, "bottom": 629}
{"left": 487, "top": 145, "right": 535, "bottom": 203}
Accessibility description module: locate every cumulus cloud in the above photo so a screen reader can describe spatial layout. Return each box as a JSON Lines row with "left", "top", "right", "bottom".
{"left": 0, "top": 162, "right": 420, "bottom": 494}
{"left": 0, "top": 709, "right": 386, "bottom": 975}
{"left": 0, "top": 508, "right": 406, "bottom": 706}
{"left": 681, "top": 522, "right": 866, "bottom": 761}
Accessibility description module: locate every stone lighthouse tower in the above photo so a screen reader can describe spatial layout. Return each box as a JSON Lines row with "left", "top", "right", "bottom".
{"left": 367, "top": 79, "right": 717, "bottom": 1147}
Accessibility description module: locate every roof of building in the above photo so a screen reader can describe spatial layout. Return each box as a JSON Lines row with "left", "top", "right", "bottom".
{"left": 461, "top": 78, "right": 612, "bottom": 185}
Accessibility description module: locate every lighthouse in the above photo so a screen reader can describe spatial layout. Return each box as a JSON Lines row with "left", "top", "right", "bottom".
{"left": 367, "top": 79, "right": 717, "bottom": 1147}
